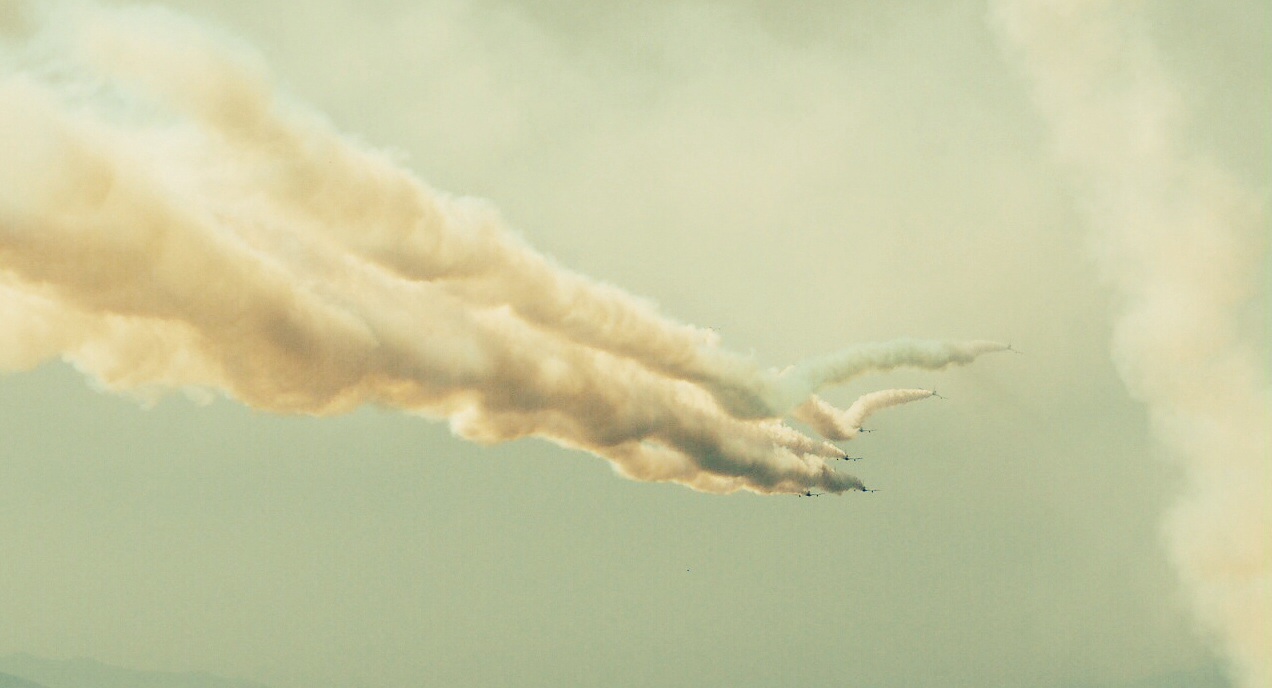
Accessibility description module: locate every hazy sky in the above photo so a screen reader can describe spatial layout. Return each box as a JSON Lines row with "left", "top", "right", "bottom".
{"left": 0, "top": 1, "right": 1267, "bottom": 687}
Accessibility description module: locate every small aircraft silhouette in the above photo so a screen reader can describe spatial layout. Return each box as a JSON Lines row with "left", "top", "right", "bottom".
{"left": 1006, "top": 343, "right": 1023, "bottom": 354}
{"left": 862, "top": 488, "right": 880, "bottom": 493}
{"left": 855, "top": 427, "right": 874, "bottom": 434}
{"left": 930, "top": 389, "right": 946, "bottom": 400}
{"left": 838, "top": 455, "right": 863, "bottom": 461}
{"left": 797, "top": 489, "right": 824, "bottom": 498}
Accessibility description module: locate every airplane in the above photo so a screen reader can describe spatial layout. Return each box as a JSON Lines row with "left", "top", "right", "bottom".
{"left": 798, "top": 489, "right": 824, "bottom": 498}
{"left": 838, "top": 455, "right": 863, "bottom": 461}
{"left": 862, "top": 488, "right": 880, "bottom": 493}
{"left": 930, "top": 389, "right": 946, "bottom": 400}
{"left": 1006, "top": 343, "right": 1023, "bottom": 354}
{"left": 855, "top": 427, "right": 874, "bottom": 434}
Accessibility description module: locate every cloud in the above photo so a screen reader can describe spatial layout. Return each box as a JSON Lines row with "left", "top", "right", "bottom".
{"left": 0, "top": 2, "right": 1002, "bottom": 494}
{"left": 993, "top": 1, "right": 1272, "bottom": 684}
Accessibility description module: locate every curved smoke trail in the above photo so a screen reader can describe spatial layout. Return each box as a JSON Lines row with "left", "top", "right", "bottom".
{"left": 794, "top": 389, "right": 936, "bottom": 442}
{"left": 0, "top": 3, "right": 1002, "bottom": 495}
{"left": 993, "top": 1, "right": 1272, "bottom": 684}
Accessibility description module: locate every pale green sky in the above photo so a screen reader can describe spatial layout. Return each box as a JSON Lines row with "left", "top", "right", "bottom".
{"left": 0, "top": 1, "right": 1267, "bottom": 687}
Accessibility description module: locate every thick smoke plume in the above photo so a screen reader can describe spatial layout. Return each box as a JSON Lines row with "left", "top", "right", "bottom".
{"left": 0, "top": 4, "right": 1003, "bottom": 495}
{"left": 993, "top": 1, "right": 1272, "bottom": 684}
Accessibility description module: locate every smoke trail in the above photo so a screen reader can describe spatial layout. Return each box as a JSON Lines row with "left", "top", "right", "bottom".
{"left": 794, "top": 389, "right": 935, "bottom": 441}
{"left": 0, "top": 4, "right": 999, "bottom": 495}
{"left": 993, "top": 1, "right": 1272, "bottom": 684}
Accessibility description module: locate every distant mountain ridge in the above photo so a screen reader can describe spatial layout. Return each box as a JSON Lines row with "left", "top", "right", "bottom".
{"left": 1, "top": 652, "right": 1227, "bottom": 688}
{"left": 0, "top": 655, "right": 271, "bottom": 688}
{"left": 0, "top": 671, "right": 50, "bottom": 688}
{"left": 1078, "top": 664, "right": 1230, "bottom": 688}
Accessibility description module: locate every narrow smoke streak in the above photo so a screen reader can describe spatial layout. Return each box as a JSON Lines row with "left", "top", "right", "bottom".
{"left": 783, "top": 339, "right": 1006, "bottom": 398}
{"left": 0, "top": 3, "right": 998, "bottom": 495}
{"left": 794, "top": 389, "right": 935, "bottom": 441}
{"left": 993, "top": 1, "right": 1272, "bottom": 684}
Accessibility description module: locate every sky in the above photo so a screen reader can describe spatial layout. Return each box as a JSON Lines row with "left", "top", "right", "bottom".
{"left": 0, "top": 1, "right": 1268, "bottom": 687}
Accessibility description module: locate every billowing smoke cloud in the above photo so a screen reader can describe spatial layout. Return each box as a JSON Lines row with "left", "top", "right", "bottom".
{"left": 993, "top": 1, "right": 1272, "bottom": 684}
{"left": 0, "top": 3, "right": 1003, "bottom": 495}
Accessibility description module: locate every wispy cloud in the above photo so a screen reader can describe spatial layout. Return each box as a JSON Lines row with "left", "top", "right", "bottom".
{"left": 993, "top": 1, "right": 1272, "bottom": 684}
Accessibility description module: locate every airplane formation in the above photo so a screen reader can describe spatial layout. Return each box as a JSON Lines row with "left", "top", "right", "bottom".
{"left": 792, "top": 384, "right": 968, "bottom": 497}
{"left": 796, "top": 487, "right": 877, "bottom": 497}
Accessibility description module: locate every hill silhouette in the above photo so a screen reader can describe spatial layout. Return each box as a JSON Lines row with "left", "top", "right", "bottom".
{"left": 0, "top": 671, "right": 50, "bottom": 688}
{"left": 0, "top": 655, "right": 270, "bottom": 688}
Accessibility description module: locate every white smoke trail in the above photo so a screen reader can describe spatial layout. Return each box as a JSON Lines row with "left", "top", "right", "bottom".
{"left": 993, "top": 1, "right": 1272, "bottom": 685}
{"left": 794, "top": 389, "right": 935, "bottom": 442}
{"left": 0, "top": 3, "right": 1001, "bottom": 495}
